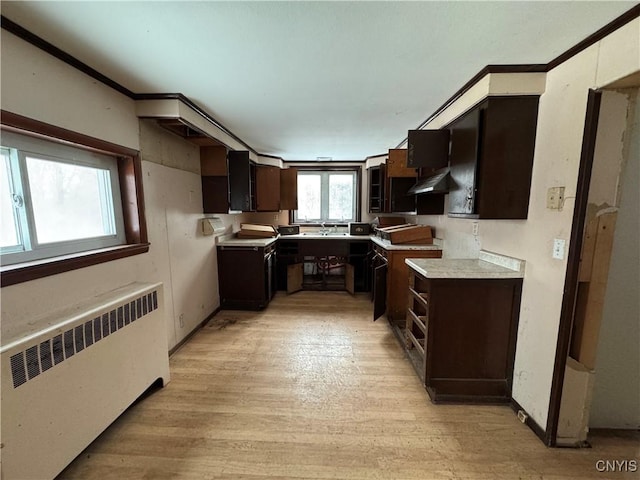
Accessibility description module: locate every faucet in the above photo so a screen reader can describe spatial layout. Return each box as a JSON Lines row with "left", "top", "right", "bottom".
{"left": 320, "top": 222, "right": 327, "bottom": 235}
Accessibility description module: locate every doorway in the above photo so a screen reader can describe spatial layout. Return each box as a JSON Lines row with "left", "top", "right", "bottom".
{"left": 548, "top": 86, "right": 639, "bottom": 446}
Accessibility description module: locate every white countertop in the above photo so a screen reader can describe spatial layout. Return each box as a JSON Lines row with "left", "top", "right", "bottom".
{"left": 405, "top": 250, "right": 525, "bottom": 279}
{"left": 216, "top": 233, "right": 443, "bottom": 251}
{"left": 282, "top": 233, "right": 371, "bottom": 240}
{"left": 217, "top": 235, "right": 278, "bottom": 248}
{"left": 370, "top": 236, "right": 442, "bottom": 251}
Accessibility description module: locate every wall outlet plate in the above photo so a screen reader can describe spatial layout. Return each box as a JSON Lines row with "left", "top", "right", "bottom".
{"left": 547, "top": 186, "right": 565, "bottom": 209}
{"left": 553, "top": 238, "right": 566, "bottom": 259}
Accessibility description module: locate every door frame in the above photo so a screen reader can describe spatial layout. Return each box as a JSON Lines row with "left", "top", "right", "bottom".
{"left": 545, "top": 89, "right": 602, "bottom": 446}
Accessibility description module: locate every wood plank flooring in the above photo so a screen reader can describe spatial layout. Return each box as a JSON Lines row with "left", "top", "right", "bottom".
{"left": 58, "top": 292, "right": 639, "bottom": 480}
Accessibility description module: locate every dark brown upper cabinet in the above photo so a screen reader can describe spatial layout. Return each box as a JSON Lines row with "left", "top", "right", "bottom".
{"left": 228, "top": 150, "right": 256, "bottom": 212}
{"left": 407, "top": 129, "right": 450, "bottom": 170}
{"left": 367, "top": 159, "right": 444, "bottom": 215}
{"left": 256, "top": 165, "right": 281, "bottom": 211}
{"left": 280, "top": 167, "right": 298, "bottom": 210}
{"left": 367, "top": 165, "right": 385, "bottom": 213}
{"left": 448, "top": 96, "right": 540, "bottom": 219}
{"left": 201, "top": 145, "right": 229, "bottom": 213}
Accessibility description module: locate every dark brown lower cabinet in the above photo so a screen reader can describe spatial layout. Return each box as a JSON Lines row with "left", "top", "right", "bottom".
{"left": 371, "top": 244, "right": 442, "bottom": 324}
{"left": 406, "top": 267, "right": 522, "bottom": 403}
{"left": 217, "top": 244, "right": 276, "bottom": 310}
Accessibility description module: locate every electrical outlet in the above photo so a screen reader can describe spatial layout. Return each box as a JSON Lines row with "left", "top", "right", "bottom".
{"left": 517, "top": 410, "right": 528, "bottom": 424}
{"left": 179, "top": 313, "right": 184, "bottom": 328}
{"left": 472, "top": 221, "right": 479, "bottom": 236}
{"left": 547, "top": 187, "right": 565, "bottom": 209}
{"left": 553, "top": 238, "right": 566, "bottom": 260}
{"left": 274, "top": 214, "right": 279, "bottom": 223}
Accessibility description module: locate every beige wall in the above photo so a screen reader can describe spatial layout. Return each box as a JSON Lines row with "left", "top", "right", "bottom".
{"left": 409, "top": 18, "right": 639, "bottom": 428}
{"left": 0, "top": 31, "right": 258, "bottom": 350}
{"left": 0, "top": 31, "right": 139, "bottom": 150}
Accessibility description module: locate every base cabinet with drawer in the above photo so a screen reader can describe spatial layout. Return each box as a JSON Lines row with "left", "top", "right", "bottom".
{"left": 217, "top": 243, "right": 276, "bottom": 310}
{"left": 406, "top": 267, "right": 522, "bottom": 403}
{"left": 371, "top": 243, "right": 442, "bottom": 324}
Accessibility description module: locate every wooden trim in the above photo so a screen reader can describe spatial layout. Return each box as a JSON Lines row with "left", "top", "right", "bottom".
{"left": 169, "top": 307, "right": 221, "bottom": 356}
{"left": 511, "top": 399, "right": 547, "bottom": 444}
{"left": 118, "top": 155, "right": 148, "bottom": 244}
{"left": 1, "top": 15, "right": 136, "bottom": 99}
{"left": 0, "top": 111, "right": 139, "bottom": 157}
{"left": 257, "top": 153, "right": 283, "bottom": 160}
{"left": 0, "top": 111, "right": 149, "bottom": 287}
{"left": 1, "top": 244, "right": 150, "bottom": 287}
{"left": 546, "top": 90, "right": 602, "bottom": 447}
{"left": 546, "top": 5, "right": 640, "bottom": 71}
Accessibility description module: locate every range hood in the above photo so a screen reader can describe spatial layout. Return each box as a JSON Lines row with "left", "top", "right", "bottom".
{"left": 408, "top": 167, "right": 450, "bottom": 195}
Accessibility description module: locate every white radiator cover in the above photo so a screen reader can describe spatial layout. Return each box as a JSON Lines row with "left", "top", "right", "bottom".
{"left": 1, "top": 282, "right": 170, "bottom": 480}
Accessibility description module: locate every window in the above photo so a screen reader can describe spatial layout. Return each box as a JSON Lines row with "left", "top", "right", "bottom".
{"left": 1, "top": 131, "right": 126, "bottom": 265}
{"left": 293, "top": 169, "right": 359, "bottom": 223}
{"left": 0, "top": 112, "right": 148, "bottom": 287}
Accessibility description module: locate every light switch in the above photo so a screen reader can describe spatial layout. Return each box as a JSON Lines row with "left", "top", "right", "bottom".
{"left": 547, "top": 187, "right": 565, "bottom": 210}
{"left": 553, "top": 238, "right": 566, "bottom": 260}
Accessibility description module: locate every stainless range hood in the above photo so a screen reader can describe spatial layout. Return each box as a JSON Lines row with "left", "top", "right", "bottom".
{"left": 408, "top": 167, "right": 450, "bottom": 194}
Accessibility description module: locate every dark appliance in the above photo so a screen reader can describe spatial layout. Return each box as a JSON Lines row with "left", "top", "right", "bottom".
{"left": 277, "top": 225, "right": 300, "bottom": 235}
{"left": 348, "top": 222, "right": 371, "bottom": 235}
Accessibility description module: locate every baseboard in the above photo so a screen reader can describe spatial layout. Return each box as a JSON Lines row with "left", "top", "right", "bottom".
{"left": 169, "top": 306, "right": 220, "bottom": 356}
{"left": 511, "top": 398, "right": 548, "bottom": 445}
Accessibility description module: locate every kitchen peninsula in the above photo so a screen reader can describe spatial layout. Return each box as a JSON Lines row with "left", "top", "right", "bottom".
{"left": 404, "top": 251, "right": 525, "bottom": 403}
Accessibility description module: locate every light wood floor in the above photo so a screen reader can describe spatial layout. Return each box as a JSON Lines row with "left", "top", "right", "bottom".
{"left": 58, "top": 291, "right": 639, "bottom": 480}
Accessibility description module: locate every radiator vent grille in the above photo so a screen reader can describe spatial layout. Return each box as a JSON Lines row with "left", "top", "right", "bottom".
{"left": 10, "top": 290, "right": 158, "bottom": 389}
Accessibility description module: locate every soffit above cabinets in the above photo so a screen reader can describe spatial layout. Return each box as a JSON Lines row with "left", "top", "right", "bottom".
{"left": 402, "top": 72, "right": 547, "bottom": 138}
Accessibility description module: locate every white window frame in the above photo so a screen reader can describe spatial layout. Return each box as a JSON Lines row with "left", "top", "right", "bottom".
{"left": 293, "top": 169, "right": 358, "bottom": 224}
{"left": 1, "top": 131, "right": 126, "bottom": 266}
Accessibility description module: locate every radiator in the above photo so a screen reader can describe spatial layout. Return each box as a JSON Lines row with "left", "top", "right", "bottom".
{"left": 1, "top": 282, "right": 170, "bottom": 480}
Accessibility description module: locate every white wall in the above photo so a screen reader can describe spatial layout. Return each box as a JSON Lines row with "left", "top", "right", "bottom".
{"left": 590, "top": 88, "right": 640, "bottom": 429}
{"left": 410, "top": 19, "right": 640, "bottom": 429}
{"left": 2, "top": 31, "right": 228, "bottom": 350}
{"left": 0, "top": 31, "right": 139, "bottom": 150}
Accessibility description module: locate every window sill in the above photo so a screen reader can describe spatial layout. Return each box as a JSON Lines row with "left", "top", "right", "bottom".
{"left": 1, "top": 243, "right": 150, "bottom": 287}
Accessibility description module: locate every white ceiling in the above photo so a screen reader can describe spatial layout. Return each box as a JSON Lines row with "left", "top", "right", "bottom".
{"left": 1, "top": 1, "right": 636, "bottom": 160}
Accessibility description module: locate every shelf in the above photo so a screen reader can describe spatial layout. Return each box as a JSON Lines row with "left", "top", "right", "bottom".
{"left": 406, "top": 330, "right": 425, "bottom": 357}
{"left": 407, "top": 308, "right": 427, "bottom": 334}
{"left": 408, "top": 287, "right": 429, "bottom": 309}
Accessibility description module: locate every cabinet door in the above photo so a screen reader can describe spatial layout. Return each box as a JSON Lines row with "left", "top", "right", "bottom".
{"left": 280, "top": 167, "right": 298, "bottom": 210}
{"left": 387, "top": 149, "right": 415, "bottom": 177}
{"left": 448, "top": 107, "right": 481, "bottom": 215}
{"left": 476, "top": 96, "right": 539, "bottom": 219}
{"left": 407, "top": 130, "right": 450, "bottom": 169}
{"left": 201, "top": 176, "right": 228, "bottom": 213}
{"left": 367, "top": 166, "right": 382, "bottom": 213}
{"left": 389, "top": 177, "right": 417, "bottom": 213}
{"left": 373, "top": 262, "right": 388, "bottom": 321}
{"left": 228, "top": 150, "right": 252, "bottom": 211}
{"left": 256, "top": 165, "right": 280, "bottom": 211}
{"left": 217, "top": 247, "right": 266, "bottom": 308}
{"left": 287, "top": 263, "right": 303, "bottom": 294}
{"left": 345, "top": 264, "right": 355, "bottom": 295}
